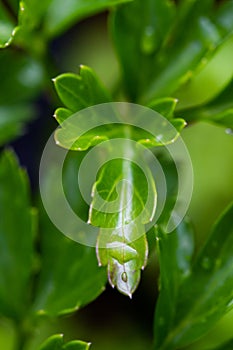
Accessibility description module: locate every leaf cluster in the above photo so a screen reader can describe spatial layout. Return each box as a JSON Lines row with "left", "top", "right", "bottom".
{"left": 1, "top": 0, "right": 233, "bottom": 349}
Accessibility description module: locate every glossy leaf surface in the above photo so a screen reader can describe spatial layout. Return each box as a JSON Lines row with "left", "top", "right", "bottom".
{"left": 38, "top": 334, "right": 91, "bottom": 350}
{"left": 54, "top": 74, "right": 185, "bottom": 151}
{"left": 55, "top": 119, "right": 185, "bottom": 151}
{"left": 148, "top": 97, "right": 178, "bottom": 120}
{"left": 89, "top": 157, "right": 156, "bottom": 228}
{"left": 178, "top": 79, "right": 233, "bottom": 130}
{"left": 154, "top": 202, "right": 233, "bottom": 349}
{"left": 4, "top": 0, "right": 132, "bottom": 49}
{"left": 0, "top": 3, "right": 16, "bottom": 47}
{"left": 0, "top": 49, "right": 43, "bottom": 144}
{"left": 112, "top": 0, "right": 233, "bottom": 103}
{"left": 44, "top": 0, "right": 133, "bottom": 37}
{"left": 53, "top": 66, "right": 111, "bottom": 113}
{"left": 34, "top": 152, "right": 107, "bottom": 316}
{"left": 143, "top": 0, "right": 233, "bottom": 101}
{"left": 111, "top": 0, "right": 175, "bottom": 101}
{"left": 154, "top": 219, "right": 195, "bottom": 349}
{"left": 89, "top": 149, "right": 157, "bottom": 297}
{"left": 0, "top": 150, "right": 35, "bottom": 320}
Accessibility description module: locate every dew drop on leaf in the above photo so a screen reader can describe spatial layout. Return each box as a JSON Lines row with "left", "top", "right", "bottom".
{"left": 121, "top": 272, "right": 128, "bottom": 283}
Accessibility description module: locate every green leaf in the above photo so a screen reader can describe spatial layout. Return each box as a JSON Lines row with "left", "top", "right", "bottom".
{"left": 53, "top": 66, "right": 114, "bottom": 151}
{"left": 96, "top": 225, "right": 148, "bottom": 298}
{"left": 38, "top": 334, "right": 91, "bottom": 350}
{"left": 177, "top": 79, "right": 233, "bottom": 130}
{"left": 0, "top": 3, "right": 16, "bottom": 48}
{"left": 0, "top": 50, "right": 41, "bottom": 145}
{"left": 155, "top": 202, "right": 233, "bottom": 349}
{"left": 53, "top": 66, "right": 111, "bottom": 113}
{"left": 34, "top": 226, "right": 107, "bottom": 316}
{"left": 55, "top": 125, "right": 109, "bottom": 151}
{"left": 89, "top": 146, "right": 157, "bottom": 297}
{"left": 34, "top": 152, "right": 107, "bottom": 316}
{"left": 63, "top": 341, "right": 91, "bottom": 350}
{"left": 0, "top": 150, "right": 36, "bottom": 320}
{"left": 111, "top": 0, "right": 175, "bottom": 101}
{"left": 55, "top": 123, "right": 186, "bottom": 151}
{"left": 210, "top": 337, "right": 233, "bottom": 350}
{"left": 9, "top": 0, "right": 132, "bottom": 48}
{"left": 54, "top": 104, "right": 185, "bottom": 153}
{"left": 19, "top": 0, "right": 52, "bottom": 29}
{"left": 39, "top": 334, "right": 63, "bottom": 350}
{"left": 147, "top": 97, "right": 187, "bottom": 141}
{"left": 54, "top": 108, "right": 73, "bottom": 125}
{"left": 0, "top": 105, "right": 34, "bottom": 146}
{"left": 112, "top": 0, "right": 233, "bottom": 102}
{"left": 89, "top": 157, "right": 156, "bottom": 228}
{"left": 55, "top": 119, "right": 185, "bottom": 151}
{"left": 44, "top": 0, "right": 133, "bottom": 38}
{"left": 148, "top": 98, "right": 178, "bottom": 120}
{"left": 162, "top": 0, "right": 216, "bottom": 45}
{"left": 53, "top": 73, "right": 185, "bottom": 154}
{"left": 154, "top": 219, "right": 195, "bottom": 349}
{"left": 149, "top": 0, "right": 233, "bottom": 102}
{"left": 6, "top": 1, "right": 49, "bottom": 55}
{"left": 155, "top": 153, "right": 178, "bottom": 222}
{"left": 53, "top": 73, "right": 185, "bottom": 151}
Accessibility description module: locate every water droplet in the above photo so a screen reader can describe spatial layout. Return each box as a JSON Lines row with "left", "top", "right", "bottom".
{"left": 225, "top": 128, "right": 233, "bottom": 135}
{"left": 201, "top": 257, "right": 212, "bottom": 270}
{"left": 121, "top": 272, "right": 128, "bottom": 283}
{"left": 140, "top": 26, "right": 157, "bottom": 55}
